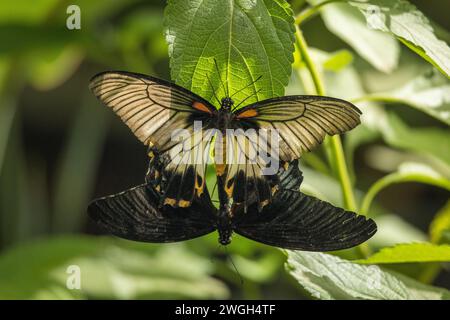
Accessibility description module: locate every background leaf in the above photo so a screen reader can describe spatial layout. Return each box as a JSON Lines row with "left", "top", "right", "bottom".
{"left": 355, "top": 243, "right": 450, "bottom": 264}
{"left": 358, "top": 69, "right": 450, "bottom": 125}
{"left": 0, "top": 236, "right": 229, "bottom": 299}
{"left": 349, "top": 0, "right": 450, "bottom": 77}
{"left": 361, "top": 162, "right": 450, "bottom": 216}
{"left": 286, "top": 250, "right": 450, "bottom": 300}
{"left": 164, "top": 0, "right": 295, "bottom": 107}
{"left": 430, "top": 201, "right": 450, "bottom": 244}
{"left": 310, "top": 1, "right": 400, "bottom": 73}
{"left": 380, "top": 112, "right": 450, "bottom": 169}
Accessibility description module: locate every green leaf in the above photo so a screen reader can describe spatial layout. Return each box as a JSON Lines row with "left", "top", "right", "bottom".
{"left": 117, "top": 9, "right": 167, "bottom": 73}
{"left": 354, "top": 243, "right": 450, "bottom": 264}
{"left": 357, "top": 69, "right": 450, "bottom": 125}
{"left": 25, "top": 44, "right": 84, "bottom": 91}
{"left": 322, "top": 49, "right": 353, "bottom": 72}
{"left": 381, "top": 112, "right": 450, "bottom": 168}
{"left": 0, "top": 236, "right": 229, "bottom": 299}
{"left": 310, "top": 1, "right": 400, "bottom": 73}
{"left": 361, "top": 162, "right": 450, "bottom": 216}
{"left": 164, "top": 0, "right": 295, "bottom": 108}
{"left": 430, "top": 201, "right": 450, "bottom": 244}
{"left": 349, "top": 0, "right": 450, "bottom": 78}
{"left": 370, "top": 215, "right": 427, "bottom": 249}
{"left": 286, "top": 250, "right": 450, "bottom": 300}
{"left": 52, "top": 96, "right": 109, "bottom": 233}
{"left": 0, "top": 0, "right": 59, "bottom": 24}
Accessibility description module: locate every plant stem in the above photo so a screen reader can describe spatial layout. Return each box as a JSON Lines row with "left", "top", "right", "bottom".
{"left": 295, "top": 25, "right": 369, "bottom": 258}
{"left": 295, "top": 26, "right": 357, "bottom": 212}
{"left": 361, "top": 172, "right": 450, "bottom": 217}
{"left": 351, "top": 94, "right": 402, "bottom": 105}
{"left": 295, "top": 0, "right": 345, "bottom": 25}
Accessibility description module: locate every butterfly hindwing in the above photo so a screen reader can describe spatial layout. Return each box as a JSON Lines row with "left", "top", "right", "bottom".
{"left": 233, "top": 188, "right": 376, "bottom": 251}
{"left": 88, "top": 184, "right": 216, "bottom": 243}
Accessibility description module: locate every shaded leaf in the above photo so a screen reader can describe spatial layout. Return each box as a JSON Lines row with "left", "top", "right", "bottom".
{"left": 381, "top": 112, "right": 450, "bottom": 168}
{"left": 430, "top": 201, "right": 450, "bottom": 244}
{"left": 0, "top": 236, "right": 229, "bottom": 299}
{"left": 361, "top": 162, "right": 450, "bottom": 216}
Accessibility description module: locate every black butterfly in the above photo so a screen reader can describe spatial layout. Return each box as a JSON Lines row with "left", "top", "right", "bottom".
{"left": 88, "top": 154, "right": 377, "bottom": 251}
{"left": 89, "top": 68, "right": 361, "bottom": 212}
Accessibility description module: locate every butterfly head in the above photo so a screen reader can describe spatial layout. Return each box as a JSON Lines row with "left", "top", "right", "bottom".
{"left": 220, "top": 97, "right": 234, "bottom": 111}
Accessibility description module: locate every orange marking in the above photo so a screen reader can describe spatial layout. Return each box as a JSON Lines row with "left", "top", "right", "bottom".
{"left": 192, "top": 101, "right": 212, "bottom": 114}
{"left": 215, "top": 164, "right": 226, "bottom": 176}
{"left": 178, "top": 200, "right": 191, "bottom": 208}
{"left": 236, "top": 108, "right": 258, "bottom": 119}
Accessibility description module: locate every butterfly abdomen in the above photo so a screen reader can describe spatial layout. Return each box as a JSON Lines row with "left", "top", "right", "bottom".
{"left": 217, "top": 206, "right": 233, "bottom": 245}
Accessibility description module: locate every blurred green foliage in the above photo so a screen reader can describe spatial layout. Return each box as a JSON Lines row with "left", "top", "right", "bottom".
{"left": 0, "top": 0, "right": 449, "bottom": 300}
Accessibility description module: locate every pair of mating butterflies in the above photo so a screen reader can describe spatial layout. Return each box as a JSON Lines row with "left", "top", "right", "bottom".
{"left": 88, "top": 70, "right": 376, "bottom": 251}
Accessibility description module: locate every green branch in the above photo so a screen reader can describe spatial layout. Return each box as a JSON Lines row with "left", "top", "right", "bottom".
{"left": 361, "top": 172, "right": 450, "bottom": 217}
{"left": 295, "top": 25, "right": 368, "bottom": 257}
{"left": 295, "top": 26, "right": 357, "bottom": 212}
{"left": 295, "top": 0, "right": 345, "bottom": 25}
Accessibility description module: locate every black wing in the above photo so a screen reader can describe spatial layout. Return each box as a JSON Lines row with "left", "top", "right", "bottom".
{"left": 90, "top": 71, "right": 216, "bottom": 207}
{"left": 277, "top": 160, "right": 303, "bottom": 191}
{"left": 88, "top": 184, "right": 216, "bottom": 243}
{"left": 234, "top": 95, "right": 361, "bottom": 162}
{"left": 233, "top": 189, "right": 376, "bottom": 251}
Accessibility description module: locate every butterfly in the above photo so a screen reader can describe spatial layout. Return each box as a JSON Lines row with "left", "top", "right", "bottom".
{"left": 88, "top": 153, "right": 377, "bottom": 251}
{"left": 89, "top": 67, "right": 361, "bottom": 213}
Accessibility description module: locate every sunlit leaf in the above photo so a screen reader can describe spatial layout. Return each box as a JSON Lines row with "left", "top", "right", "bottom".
{"left": 354, "top": 243, "right": 450, "bottom": 264}
{"left": 286, "top": 250, "right": 450, "bottom": 300}
{"left": 164, "top": 0, "right": 295, "bottom": 107}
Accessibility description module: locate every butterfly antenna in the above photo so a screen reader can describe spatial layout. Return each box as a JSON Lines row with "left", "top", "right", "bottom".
{"left": 206, "top": 73, "right": 221, "bottom": 106}
{"left": 232, "top": 88, "right": 262, "bottom": 112}
{"left": 230, "top": 75, "right": 262, "bottom": 99}
{"left": 224, "top": 246, "right": 244, "bottom": 285}
{"left": 213, "top": 58, "right": 228, "bottom": 98}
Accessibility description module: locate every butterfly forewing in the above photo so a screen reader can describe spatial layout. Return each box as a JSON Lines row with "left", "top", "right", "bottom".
{"left": 90, "top": 71, "right": 216, "bottom": 207}
{"left": 234, "top": 95, "right": 361, "bottom": 161}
